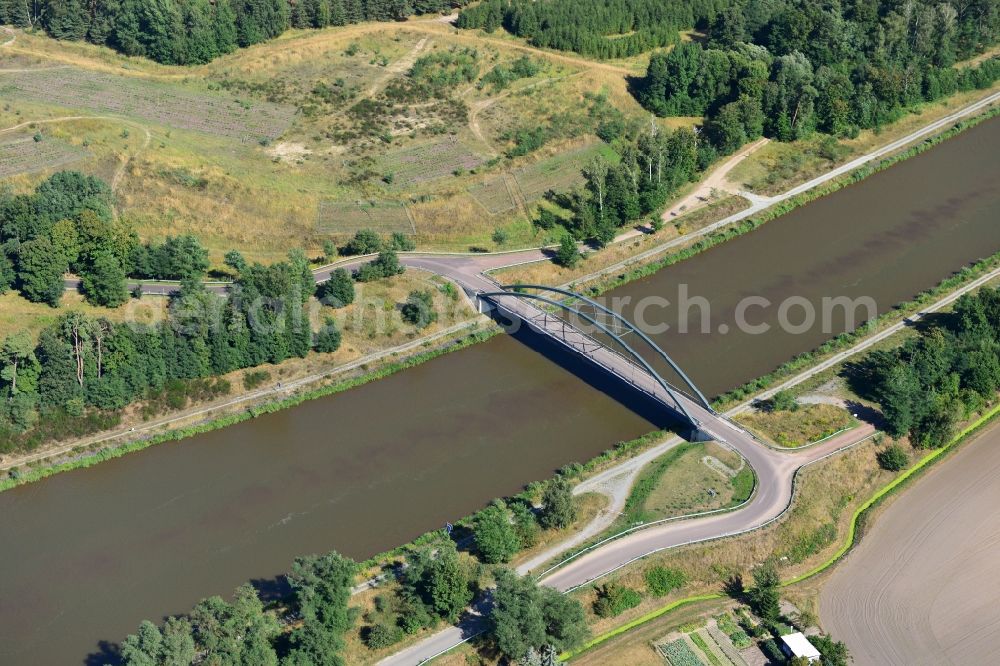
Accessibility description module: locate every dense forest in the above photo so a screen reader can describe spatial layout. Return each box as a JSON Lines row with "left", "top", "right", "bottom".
{"left": 859, "top": 287, "right": 1000, "bottom": 448}
{"left": 0, "top": 0, "right": 468, "bottom": 65}
{"left": 635, "top": 0, "right": 1000, "bottom": 152}
{"left": 456, "top": 0, "right": 728, "bottom": 58}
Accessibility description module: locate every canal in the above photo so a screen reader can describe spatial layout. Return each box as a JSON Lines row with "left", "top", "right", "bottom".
{"left": 1, "top": 117, "right": 998, "bottom": 663}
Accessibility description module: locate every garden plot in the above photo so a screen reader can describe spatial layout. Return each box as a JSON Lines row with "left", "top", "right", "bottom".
{"left": 0, "top": 68, "right": 296, "bottom": 141}
{"left": 317, "top": 199, "right": 415, "bottom": 235}
{"left": 379, "top": 137, "right": 486, "bottom": 187}
{"left": 512, "top": 142, "right": 610, "bottom": 203}
{"left": 0, "top": 135, "right": 89, "bottom": 178}
{"left": 469, "top": 173, "right": 517, "bottom": 214}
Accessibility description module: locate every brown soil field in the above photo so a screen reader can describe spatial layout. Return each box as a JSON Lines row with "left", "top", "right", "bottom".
{"left": 820, "top": 421, "right": 1000, "bottom": 665}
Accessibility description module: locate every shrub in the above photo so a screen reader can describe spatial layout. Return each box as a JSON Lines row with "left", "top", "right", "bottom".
{"left": 314, "top": 317, "right": 342, "bottom": 353}
{"left": 644, "top": 566, "right": 686, "bottom": 596}
{"left": 389, "top": 232, "right": 415, "bottom": 251}
{"left": 398, "top": 596, "right": 434, "bottom": 634}
{"left": 876, "top": 444, "right": 909, "bottom": 471}
{"left": 317, "top": 268, "right": 355, "bottom": 307}
{"left": 342, "top": 229, "right": 383, "bottom": 255}
{"left": 759, "top": 638, "right": 785, "bottom": 664}
{"left": 538, "top": 476, "right": 576, "bottom": 529}
{"left": 365, "top": 623, "right": 403, "bottom": 649}
{"left": 355, "top": 250, "right": 404, "bottom": 282}
{"left": 555, "top": 235, "right": 581, "bottom": 268}
{"left": 510, "top": 500, "right": 539, "bottom": 548}
{"left": 474, "top": 501, "right": 521, "bottom": 563}
{"left": 401, "top": 290, "right": 437, "bottom": 328}
{"left": 593, "top": 583, "right": 642, "bottom": 618}
{"left": 243, "top": 370, "right": 271, "bottom": 390}
{"left": 491, "top": 228, "right": 508, "bottom": 245}
{"left": 728, "top": 629, "right": 751, "bottom": 649}
{"left": 769, "top": 390, "right": 798, "bottom": 412}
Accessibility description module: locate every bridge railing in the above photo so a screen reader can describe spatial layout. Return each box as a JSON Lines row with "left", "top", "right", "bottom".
{"left": 485, "top": 294, "right": 700, "bottom": 429}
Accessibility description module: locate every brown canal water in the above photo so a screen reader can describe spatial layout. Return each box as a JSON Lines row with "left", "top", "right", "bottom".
{"left": 1, "top": 117, "right": 998, "bottom": 664}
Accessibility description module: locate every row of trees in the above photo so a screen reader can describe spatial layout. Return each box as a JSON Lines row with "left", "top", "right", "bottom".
{"left": 0, "top": 175, "right": 439, "bottom": 448}
{"left": 860, "top": 287, "right": 1000, "bottom": 448}
{"left": 637, "top": 0, "right": 1000, "bottom": 153}
{"left": 5, "top": 0, "right": 468, "bottom": 65}
{"left": 0, "top": 243, "right": 329, "bottom": 446}
{"left": 120, "top": 551, "right": 356, "bottom": 665}
{"left": 121, "top": 478, "right": 591, "bottom": 665}
{"left": 456, "top": 0, "right": 722, "bottom": 59}
{"left": 121, "top": 542, "right": 588, "bottom": 665}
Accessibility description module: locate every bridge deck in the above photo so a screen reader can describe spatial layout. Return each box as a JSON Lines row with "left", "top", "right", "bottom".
{"left": 481, "top": 292, "right": 719, "bottom": 439}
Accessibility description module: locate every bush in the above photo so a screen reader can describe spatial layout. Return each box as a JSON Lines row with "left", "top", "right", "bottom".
{"left": 769, "top": 390, "right": 798, "bottom": 412}
{"left": 876, "top": 444, "right": 909, "bottom": 471}
{"left": 728, "top": 629, "right": 751, "bottom": 649}
{"left": 510, "top": 500, "right": 539, "bottom": 548}
{"left": 317, "top": 268, "right": 355, "bottom": 307}
{"left": 389, "top": 232, "right": 415, "bottom": 251}
{"left": 243, "top": 370, "right": 270, "bottom": 390}
{"left": 474, "top": 501, "right": 521, "bottom": 563}
{"left": 314, "top": 317, "right": 342, "bottom": 353}
{"left": 342, "top": 229, "right": 383, "bottom": 255}
{"left": 355, "top": 250, "right": 404, "bottom": 282}
{"left": 538, "top": 476, "right": 576, "bottom": 530}
{"left": 398, "top": 596, "right": 434, "bottom": 634}
{"left": 759, "top": 638, "right": 785, "bottom": 663}
{"left": 644, "top": 566, "right": 686, "bottom": 596}
{"left": 401, "top": 290, "right": 437, "bottom": 328}
{"left": 365, "top": 623, "right": 403, "bottom": 649}
{"left": 555, "top": 235, "right": 581, "bottom": 268}
{"left": 593, "top": 583, "right": 642, "bottom": 618}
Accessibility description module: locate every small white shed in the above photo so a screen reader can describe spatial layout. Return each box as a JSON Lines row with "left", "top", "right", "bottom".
{"left": 780, "top": 632, "right": 821, "bottom": 663}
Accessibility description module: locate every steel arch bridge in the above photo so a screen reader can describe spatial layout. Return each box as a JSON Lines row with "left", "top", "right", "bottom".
{"left": 478, "top": 284, "right": 715, "bottom": 437}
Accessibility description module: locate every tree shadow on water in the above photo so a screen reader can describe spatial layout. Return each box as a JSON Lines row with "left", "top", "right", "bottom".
{"left": 84, "top": 640, "right": 121, "bottom": 666}
{"left": 250, "top": 574, "right": 292, "bottom": 603}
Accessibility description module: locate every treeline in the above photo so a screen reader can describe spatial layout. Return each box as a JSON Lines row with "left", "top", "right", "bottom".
{"left": 120, "top": 551, "right": 357, "bottom": 665}
{"left": 537, "top": 124, "right": 706, "bottom": 245}
{"left": 456, "top": 0, "right": 725, "bottom": 59}
{"left": 637, "top": 0, "right": 1000, "bottom": 152}
{"left": 118, "top": 479, "right": 590, "bottom": 664}
{"left": 3, "top": 0, "right": 468, "bottom": 65}
{"left": 860, "top": 288, "right": 1000, "bottom": 448}
{"left": 0, "top": 244, "right": 337, "bottom": 449}
{"left": 0, "top": 173, "right": 217, "bottom": 308}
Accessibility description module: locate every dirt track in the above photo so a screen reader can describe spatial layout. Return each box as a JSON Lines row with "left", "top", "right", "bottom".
{"left": 820, "top": 422, "right": 1000, "bottom": 665}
